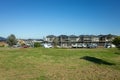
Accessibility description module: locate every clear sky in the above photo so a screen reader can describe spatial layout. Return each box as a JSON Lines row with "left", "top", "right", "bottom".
{"left": 0, "top": 0, "right": 120, "bottom": 39}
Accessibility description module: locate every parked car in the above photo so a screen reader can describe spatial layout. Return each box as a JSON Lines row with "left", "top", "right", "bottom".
{"left": 111, "top": 44, "right": 116, "bottom": 48}
{"left": 87, "top": 43, "right": 98, "bottom": 48}
{"left": 72, "top": 43, "right": 87, "bottom": 48}
{"left": 104, "top": 43, "right": 116, "bottom": 48}
{"left": 71, "top": 44, "right": 78, "bottom": 48}
{"left": 77, "top": 43, "right": 83, "bottom": 48}
{"left": 12, "top": 45, "right": 20, "bottom": 48}
{"left": 22, "top": 45, "right": 29, "bottom": 48}
{"left": 82, "top": 43, "right": 87, "bottom": 48}
{"left": 43, "top": 44, "right": 53, "bottom": 48}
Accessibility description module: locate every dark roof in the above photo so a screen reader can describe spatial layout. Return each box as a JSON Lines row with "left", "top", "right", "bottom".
{"left": 46, "top": 35, "right": 56, "bottom": 38}
{"left": 90, "top": 35, "right": 98, "bottom": 37}
{"left": 58, "top": 35, "right": 68, "bottom": 38}
{"left": 69, "top": 35, "right": 78, "bottom": 38}
{"left": 79, "top": 35, "right": 91, "bottom": 37}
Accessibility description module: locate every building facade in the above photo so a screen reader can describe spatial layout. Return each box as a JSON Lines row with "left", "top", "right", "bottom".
{"left": 45, "top": 34, "right": 116, "bottom": 48}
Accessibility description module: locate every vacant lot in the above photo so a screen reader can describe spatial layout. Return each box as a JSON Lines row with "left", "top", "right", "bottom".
{"left": 0, "top": 48, "right": 120, "bottom": 80}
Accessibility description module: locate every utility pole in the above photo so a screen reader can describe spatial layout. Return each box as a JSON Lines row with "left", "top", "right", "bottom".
{"left": 61, "top": 36, "right": 62, "bottom": 47}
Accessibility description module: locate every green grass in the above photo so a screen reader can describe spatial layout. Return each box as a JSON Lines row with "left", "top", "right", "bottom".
{"left": 0, "top": 47, "right": 120, "bottom": 80}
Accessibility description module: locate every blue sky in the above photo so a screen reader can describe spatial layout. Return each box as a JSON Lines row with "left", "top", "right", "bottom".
{"left": 0, "top": 0, "right": 120, "bottom": 39}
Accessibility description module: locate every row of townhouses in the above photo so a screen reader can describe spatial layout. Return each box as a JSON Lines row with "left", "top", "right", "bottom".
{"left": 45, "top": 34, "right": 116, "bottom": 48}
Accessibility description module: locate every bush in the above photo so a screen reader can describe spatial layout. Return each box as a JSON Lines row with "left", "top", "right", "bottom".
{"left": 112, "top": 36, "right": 120, "bottom": 48}
{"left": 34, "top": 42, "right": 41, "bottom": 48}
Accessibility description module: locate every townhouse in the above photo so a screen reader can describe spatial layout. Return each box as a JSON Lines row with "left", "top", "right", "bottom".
{"left": 45, "top": 34, "right": 116, "bottom": 48}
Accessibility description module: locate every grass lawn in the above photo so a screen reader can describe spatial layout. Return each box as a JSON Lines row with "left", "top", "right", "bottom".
{"left": 0, "top": 47, "right": 120, "bottom": 80}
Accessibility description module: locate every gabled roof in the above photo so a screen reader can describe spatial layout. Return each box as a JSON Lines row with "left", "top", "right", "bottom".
{"left": 90, "top": 35, "right": 99, "bottom": 37}
{"left": 46, "top": 35, "right": 56, "bottom": 38}
{"left": 79, "top": 35, "right": 91, "bottom": 38}
{"left": 69, "top": 35, "right": 78, "bottom": 38}
{"left": 58, "top": 35, "right": 68, "bottom": 38}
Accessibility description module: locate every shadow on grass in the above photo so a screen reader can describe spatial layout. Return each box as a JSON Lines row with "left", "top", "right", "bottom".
{"left": 117, "top": 47, "right": 120, "bottom": 50}
{"left": 80, "top": 56, "right": 115, "bottom": 65}
{"left": 114, "top": 52, "right": 120, "bottom": 55}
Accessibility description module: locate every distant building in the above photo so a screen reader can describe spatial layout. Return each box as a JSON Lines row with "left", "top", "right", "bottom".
{"left": 45, "top": 35, "right": 56, "bottom": 42}
{"left": 91, "top": 35, "right": 99, "bottom": 42}
{"left": 0, "top": 42, "right": 8, "bottom": 47}
{"left": 0, "top": 37, "right": 8, "bottom": 47}
{"left": 45, "top": 34, "right": 116, "bottom": 48}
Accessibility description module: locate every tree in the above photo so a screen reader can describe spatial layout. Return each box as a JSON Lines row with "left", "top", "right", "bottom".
{"left": 7, "top": 34, "right": 17, "bottom": 46}
{"left": 112, "top": 36, "right": 120, "bottom": 48}
{"left": 53, "top": 37, "right": 59, "bottom": 47}
{"left": 34, "top": 42, "right": 41, "bottom": 47}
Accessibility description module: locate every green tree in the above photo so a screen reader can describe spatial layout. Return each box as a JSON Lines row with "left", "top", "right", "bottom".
{"left": 53, "top": 37, "right": 59, "bottom": 47}
{"left": 7, "top": 34, "right": 17, "bottom": 46}
{"left": 112, "top": 36, "right": 120, "bottom": 48}
{"left": 34, "top": 42, "right": 41, "bottom": 47}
